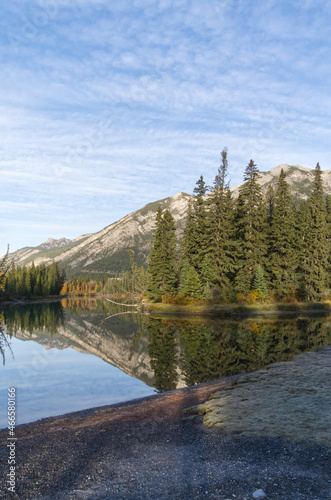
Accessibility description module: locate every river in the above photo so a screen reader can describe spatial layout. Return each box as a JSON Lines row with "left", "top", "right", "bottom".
{"left": 0, "top": 297, "right": 330, "bottom": 428}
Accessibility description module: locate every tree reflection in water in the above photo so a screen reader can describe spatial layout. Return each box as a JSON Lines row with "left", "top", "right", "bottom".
{"left": 1, "top": 299, "right": 330, "bottom": 393}
{"left": 147, "top": 316, "right": 331, "bottom": 392}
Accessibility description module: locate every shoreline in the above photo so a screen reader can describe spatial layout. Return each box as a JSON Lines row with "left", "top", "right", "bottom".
{"left": 0, "top": 349, "right": 330, "bottom": 499}
{"left": 1, "top": 295, "right": 331, "bottom": 318}
{"left": 147, "top": 300, "right": 331, "bottom": 317}
{"left": 1, "top": 375, "right": 239, "bottom": 435}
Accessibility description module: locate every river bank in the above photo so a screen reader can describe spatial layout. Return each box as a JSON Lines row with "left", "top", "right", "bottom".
{"left": 2, "top": 295, "right": 331, "bottom": 318}
{"left": 0, "top": 346, "right": 330, "bottom": 499}
{"left": 147, "top": 300, "right": 331, "bottom": 317}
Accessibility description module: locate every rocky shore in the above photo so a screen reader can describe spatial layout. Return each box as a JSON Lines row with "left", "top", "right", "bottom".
{"left": 0, "top": 348, "right": 330, "bottom": 499}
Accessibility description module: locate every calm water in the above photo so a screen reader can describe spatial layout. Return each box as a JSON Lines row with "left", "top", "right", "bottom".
{"left": 1, "top": 298, "right": 330, "bottom": 428}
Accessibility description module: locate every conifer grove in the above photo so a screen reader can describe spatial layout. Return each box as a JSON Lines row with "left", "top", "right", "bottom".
{"left": 147, "top": 151, "right": 331, "bottom": 303}
{"left": 0, "top": 262, "right": 66, "bottom": 299}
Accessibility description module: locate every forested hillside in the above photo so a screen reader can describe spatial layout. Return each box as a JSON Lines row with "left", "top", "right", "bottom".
{"left": 147, "top": 151, "right": 331, "bottom": 303}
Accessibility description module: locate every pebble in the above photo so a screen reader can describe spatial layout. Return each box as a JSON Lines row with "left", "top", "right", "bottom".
{"left": 252, "top": 489, "right": 266, "bottom": 499}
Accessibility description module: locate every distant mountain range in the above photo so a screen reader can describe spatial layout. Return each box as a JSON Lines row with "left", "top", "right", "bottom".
{"left": 8, "top": 164, "right": 331, "bottom": 276}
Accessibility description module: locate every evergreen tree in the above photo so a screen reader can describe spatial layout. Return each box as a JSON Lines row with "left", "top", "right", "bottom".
{"left": 265, "top": 184, "right": 275, "bottom": 227}
{"left": 178, "top": 258, "right": 191, "bottom": 295}
{"left": 202, "top": 283, "right": 213, "bottom": 301}
{"left": 325, "top": 195, "right": 331, "bottom": 289}
{"left": 295, "top": 199, "right": 311, "bottom": 299}
{"left": 180, "top": 198, "right": 195, "bottom": 262}
{"left": 147, "top": 208, "right": 177, "bottom": 301}
{"left": 0, "top": 247, "right": 10, "bottom": 291}
{"left": 252, "top": 264, "right": 269, "bottom": 302}
{"left": 184, "top": 265, "right": 201, "bottom": 298}
{"left": 234, "top": 160, "right": 267, "bottom": 295}
{"left": 29, "top": 262, "right": 36, "bottom": 294}
{"left": 298, "top": 163, "right": 328, "bottom": 299}
{"left": 182, "top": 176, "right": 209, "bottom": 272}
{"left": 268, "top": 169, "right": 297, "bottom": 299}
{"left": 129, "top": 250, "right": 147, "bottom": 293}
{"left": 200, "top": 255, "right": 217, "bottom": 288}
{"left": 207, "top": 148, "right": 235, "bottom": 289}
{"left": 25, "top": 270, "right": 32, "bottom": 297}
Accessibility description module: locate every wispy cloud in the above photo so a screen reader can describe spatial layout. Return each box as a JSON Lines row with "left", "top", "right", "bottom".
{"left": 0, "top": 0, "right": 330, "bottom": 253}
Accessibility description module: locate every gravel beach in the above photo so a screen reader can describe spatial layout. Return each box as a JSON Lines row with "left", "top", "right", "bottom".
{"left": 0, "top": 348, "right": 330, "bottom": 500}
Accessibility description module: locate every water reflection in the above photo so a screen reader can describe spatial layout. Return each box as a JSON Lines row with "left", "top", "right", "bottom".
{"left": 2, "top": 301, "right": 65, "bottom": 335}
{"left": 147, "top": 315, "right": 331, "bottom": 392}
{"left": 1, "top": 300, "right": 331, "bottom": 394}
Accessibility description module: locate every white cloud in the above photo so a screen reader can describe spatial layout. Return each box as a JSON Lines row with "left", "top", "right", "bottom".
{"left": 0, "top": 0, "right": 330, "bottom": 255}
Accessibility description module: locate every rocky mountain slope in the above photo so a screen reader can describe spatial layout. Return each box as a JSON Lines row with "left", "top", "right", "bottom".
{"left": 231, "top": 164, "right": 331, "bottom": 201}
{"left": 9, "top": 191, "right": 192, "bottom": 276}
{"left": 8, "top": 164, "right": 331, "bottom": 276}
{"left": 10, "top": 234, "right": 89, "bottom": 270}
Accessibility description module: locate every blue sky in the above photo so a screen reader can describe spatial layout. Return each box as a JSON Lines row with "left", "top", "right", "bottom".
{"left": 1, "top": 0, "right": 331, "bottom": 255}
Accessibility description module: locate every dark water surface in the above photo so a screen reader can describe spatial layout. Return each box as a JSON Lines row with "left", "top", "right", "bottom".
{"left": 0, "top": 298, "right": 330, "bottom": 428}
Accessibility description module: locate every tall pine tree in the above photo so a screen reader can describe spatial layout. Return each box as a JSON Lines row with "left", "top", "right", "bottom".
{"left": 147, "top": 208, "right": 177, "bottom": 301}
{"left": 207, "top": 148, "right": 235, "bottom": 290}
{"left": 181, "top": 176, "right": 209, "bottom": 273}
{"left": 325, "top": 195, "right": 331, "bottom": 289}
{"left": 268, "top": 169, "right": 297, "bottom": 299}
{"left": 298, "top": 163, "right": 328, "bottom": 300}
{"left": 234, "top": 160, "right": 267, "bottom": 295}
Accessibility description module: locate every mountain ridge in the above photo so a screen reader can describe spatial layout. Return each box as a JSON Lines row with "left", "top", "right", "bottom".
{"left": 8, "top": 164, "right": 331, "bottom": 276}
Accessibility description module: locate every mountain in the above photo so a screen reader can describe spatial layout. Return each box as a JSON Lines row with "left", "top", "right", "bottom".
{"left": 8, "top": 164, "right": 331, "bottom": 276}
{"left": 9, "top": 191, "right": 192, "bottom": 276}
{"left": 231, "top": 163, "right": 331, "bottom": 201}
{"left": 39, "top": 238, "right": 72, "bottom": 250}
{"left": 10, "top": 235, "right": 90, "bottom": 270}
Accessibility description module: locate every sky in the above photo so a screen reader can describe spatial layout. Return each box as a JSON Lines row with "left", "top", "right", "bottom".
{"left": 1, "top": 0, "right": 331, "bottom": 255}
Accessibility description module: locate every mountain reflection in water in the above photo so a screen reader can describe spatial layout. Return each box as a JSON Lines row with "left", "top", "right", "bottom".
{"left": 1, "top": 298, "right": 331, "bottom": 395}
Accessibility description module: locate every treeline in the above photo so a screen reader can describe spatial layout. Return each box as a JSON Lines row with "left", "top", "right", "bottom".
{"left": 64, "top": 251, "right": 148, "bottom": 296}
{"left": 147, "top": 150, "right": 331, "bottom": 303}
{"left": 0, "top": 262, "right": 66, "bottom": 299}
{"left": 61, "top": 276, "right": 102, "bottom": 295}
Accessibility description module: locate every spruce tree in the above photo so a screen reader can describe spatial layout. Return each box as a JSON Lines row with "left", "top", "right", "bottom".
{"left": 252, "top": 264, "right": 269, "bottom": 302}
{"left": 200, "top": 255, "right": 217, "bottom": 288}
{"left": 178, "top": 258, "right": 191, "bottom": 295}
{"left": 295, "top": 200, "right": 310, "bottom": 298}
{"left": 182, "top": 175, "right": 209, "bottom": 272}
{"left": 298, "top": 162, "right": 328, "bottom": 299}
{"left": 184, "top": 265, "right": 201, "bottom": 298}
{"left": 180, "top": 198, "right": 195, "bottom": 265}
{"left": 161, "top": 210, "right": 178, "bottom": 294}
{"left": 0, "top": 247, "right": 10, "bottom": 291}
{"left": 234, "top": 160, "right": 267, "bottom": 296}
{"left": 207, "top": 148, "right": 235, "bottom": 290}
{"left": 265, "top": 184, "right": 275, "bottom": 227}
{"left": 268, "top": 169, "right": 297, "bottom": 299}
{"left": 147, "top": 207, "right": 164, "bottom": 301}
{"left": 147, "top": 208, "right": 177, "bottom": 301}
{"left": 325, "top": 195, "right": 331, "bottom": 289}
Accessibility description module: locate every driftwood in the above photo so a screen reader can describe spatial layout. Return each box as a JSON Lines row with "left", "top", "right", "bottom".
{"left": 104, "top": 297, "right": 139, "bottom": 307}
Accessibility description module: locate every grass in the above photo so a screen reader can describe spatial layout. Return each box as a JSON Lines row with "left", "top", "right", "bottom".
{"left": 147, "top": 301, "right": 331, "bottom": 316}
{"left": 187, "top": 346, "right": 331, "bottom": 448}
